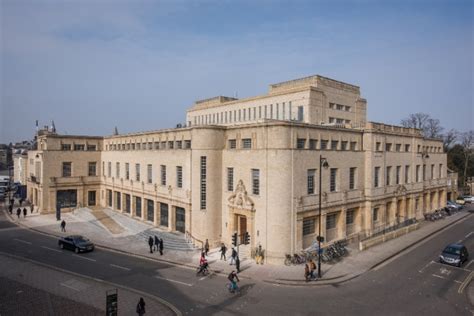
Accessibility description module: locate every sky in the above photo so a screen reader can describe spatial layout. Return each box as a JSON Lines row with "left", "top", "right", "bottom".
{"left": 1, "top": 0, "right": 473, "bottom": 143}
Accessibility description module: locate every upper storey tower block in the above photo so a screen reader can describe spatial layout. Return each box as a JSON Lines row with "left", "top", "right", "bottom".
{"left": 186, "top": 74, "right": 367, "bottom": 128}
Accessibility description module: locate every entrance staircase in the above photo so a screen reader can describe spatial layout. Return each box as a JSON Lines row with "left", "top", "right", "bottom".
{"left": 135, "top": 229, "right": 199, "bottom": 252}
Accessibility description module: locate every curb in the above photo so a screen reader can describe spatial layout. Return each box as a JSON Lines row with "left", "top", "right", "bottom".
{"left": 0, "top": 250, "right": 182, "bottom": 316}
{"left": 264, "top": 212, "right": 472, "bottom": 287}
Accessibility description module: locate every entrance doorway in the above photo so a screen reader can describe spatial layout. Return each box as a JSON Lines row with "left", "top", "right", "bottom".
{"left": 236, "top": 215, "right": 247, "bottom": 244}
{"left": 88, "top": 191, "right": 96, "bottom": 206}
{"left": 175, "top": 207, "right": 185, "bottom": 233}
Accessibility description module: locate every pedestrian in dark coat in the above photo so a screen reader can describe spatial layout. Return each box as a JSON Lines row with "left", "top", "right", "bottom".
{"left": 16, "top": 208, "right": 21, "bottom": 219}
{"left": 159, "top": 238, "right": 164, "bottom": 255}
{"left": 204, "top": 239, "right": 210, "bottom": 256}
{"left": 136, "top": 297, "right": 146, "bottom": 316}
{"left": 220, "top": 243, "right": 227, "bottom": 260}
{"left": 230, "top": 247, "right": 237, "bottom": 265}
{"left": 235, "top": 255, "right": 241, "bottom": 273}
{"left": 154, "top": 235, "right": 159, "bottom": 251}
{"left": 8, "top": 204, "right": 13, "bottom": 215}
{"left": 19, "top": 198, "right": 23, "bottom": 207}
{"left": 148, "top": 236, "right": 154, "bottom": 253}
{"left": 23, "top": 207, "right": 27, "bottom": 218}
{"left": 60, "top": 220, "right": 66, "bottom": 232}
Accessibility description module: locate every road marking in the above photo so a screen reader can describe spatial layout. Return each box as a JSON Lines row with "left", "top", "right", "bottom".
{"left": 13, "top": 238, "right": 32, "bottom": 245}
{"left": 457, "top": 239, "right": 463, "bottom": 243}
{"left": 41, "top": 246, "right": 62, "bottom": 253}
{"left": 432, "top": 274, "right": 447, "bottom": 280}
{"left": 419, "top": 261, "right": 435, "bottom": 273}
{"left": 458, "top": 271, "right": 474, "bottom": 294}
{"left": 72, "top": 254, "right": 96, "bottom": 262}
{"left": 154, "top": 276, "right": 193, "bottom": 287}
{"left": 199, "top": 275, "right": 209, "bottom": 281}
{"left": 465, "top": 260, "right": 474, "bottom": 269}
{"left": 465, "top": 232, "right": 473, "bottom": 238}
{"left": 60, "top": 283, "right": 80, "bottom": 291}
{"left": 432, "top": 261, "right": 472, "bottom": 272}
{"left": 110, "top": 264, "right": 131, "bottom": 271}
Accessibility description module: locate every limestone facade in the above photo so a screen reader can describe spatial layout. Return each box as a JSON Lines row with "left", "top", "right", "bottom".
{"left": 26, "top": 75, "right": 447, "bottom": 264}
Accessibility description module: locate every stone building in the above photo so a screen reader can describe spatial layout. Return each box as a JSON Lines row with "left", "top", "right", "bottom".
{"left": 26, "top": 75, "right": 447, "bottom": 264}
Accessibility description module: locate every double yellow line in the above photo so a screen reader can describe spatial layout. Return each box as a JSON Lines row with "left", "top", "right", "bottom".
{"left": 458, "top": 271, "right": 474, "bottom": 294}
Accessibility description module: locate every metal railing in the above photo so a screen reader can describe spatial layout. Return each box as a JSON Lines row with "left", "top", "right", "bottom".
{"left": 185, "top": 230, "right": 203, "bottom": 250}
{"left": 361, "top": 218, "right": 418, "bottom": 242}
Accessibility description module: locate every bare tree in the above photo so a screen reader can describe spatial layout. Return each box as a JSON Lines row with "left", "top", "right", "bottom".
{"left": 401, "top": 113, "right": 444, "bottom": 138}
{"left": 459, "top": 130, "right": 474, "bottom": 185}
{"left": 400, "top": 113, "right": 429, "bottom": 130}
{"left": 442, "top": 129, "right": 458, "bottom": 152}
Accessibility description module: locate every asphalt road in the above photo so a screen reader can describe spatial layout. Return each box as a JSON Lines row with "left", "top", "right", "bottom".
{"left": 0, "top": 209, "right": 472, "bottom": 315}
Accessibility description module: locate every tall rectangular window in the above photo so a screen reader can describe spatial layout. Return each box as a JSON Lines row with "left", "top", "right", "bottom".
{"left": 349, "top": 167, "right": 356, "bottom": 190}
{"left": 405, "top": 144, "right": 410, "bottom": 152}
{"left": 176, "top": 166, "right": 183, "bottom": 188}
{"left": 350, "top": 141, "right": 357, "bottom": 151}
{"left": 405, "top": 165, "right": 410, "bottom": 183}
{"left": 108, "top": 162, "right": 111, "bottom": 177}
{"left": 331, "top": 140, "right": 338, "bottom": 150}
{"left": 320, "top": 140, "right": 328, "bottom": 150}
{"left": 242, "top": 138, "right": 252, "bottom": 149}
{"left": 439, "top": 164, "right": 443, "bottom": 178}
{"left": 147, "top": 164, "right": 152, "bottom": 184}
{"left": 303, "top": 218, "right": 315, "bottom": 235}
{"left": 116, "top": 162, "right": 120, "bottom": 178}
{"left": 160, "top": 165, "right": 166, "bottom": 186}
{"left": 373, "top": 208, "right": 379, "bottom": 222}
{"left": 307, "top": 169, "right": 315, "bottom": 194}
{"left": 102, "top": 162, "right": 105, "bottom": 176}
{"left": 135, "top": 164, "right": 140, "bottom": 181}
{"left": 416, "top": 165, "right": 420, "bottom": 182}
{"left": 125, "top": 163, "right": 130, "bottom": 180}
{"left": 200, "top": 157, "right": 207, "bottom": 209}
{"left": 309, "top": 139, "right": 318, "bottom": 150}
{"left": 341, "top": 141, "right": 348, "bottom": 151}
{"left": 88, "top": 162, "right": 97, "bottom": 176}
{"left": 326, "top": 213, "right": 337, "bottom": 229}
{"left": 431, "top": 164, "right": 435, "bottom": 179}
{"left": 374, "top": 167, "right": 380, "bottom": 187}
{"left": 330, "top": 168, "right": 337, "bottom": 192}
{"left": 62, "top": 162, "right": 72, "bottom": 177}
{"left": 396, "top": 166, "right": 401, "bottom": 184}
{"left": 227, "top": 167, "right": 234, "bottom": 192}
{"left": 346, "top": 209, "right": 355, "bottom": 225}
{"left": 386, "top": 166, "right": 392, "bottom": 186}
{"left": 252, "top": 169, "right": 260, "bottom": 195}
{"left": 229, "top": 139, "right": 236, "bottom": 149}
{"left": 297, "top": 106, "right": 304, "bottom": 121}
{"left": 423, "top": 164, "right": 426, "bottom": 181}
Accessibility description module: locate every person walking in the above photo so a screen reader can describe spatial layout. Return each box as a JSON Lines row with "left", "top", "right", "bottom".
{"left": 309, "top": 259, "right": 316, "bottom": 280}
{"left": 159, "top": 238, "right": 164, "bottom": 255}
{"left": 255, "top": 244, "right": 263, "bottom": 264}
{"left": 204, "top": 239, "right": 210, "bottom": 256}
{"left": 304, "top": 264, "right": 311, "bottom": 282}
{"left": 235, "top": 255, "right": 241, "bottom": 273}
{"left": 229, "top": 247, "right": 237, "bottom": 265}
{"left": 220, "top": 243, "right": 227, "bottom": 260}
{"left": 23, "top": 207, "right": 27, "bottom": 218}
{"left": 148, "top": 236, "right": 154, "bottom": 253}
{"left": 60, "top": 220, "right": 66, "bottom": 232}
{"left": 136, "top": 297, "right": 146, "bottom": 316}
{"left": 154, "top": 235, "right": 159, "bottom": 251}
{"left": 8, "top": 204, "right": 13, "bottom": 215}
{"left": 16, "top": 208, "right": 21, "bottom": 219}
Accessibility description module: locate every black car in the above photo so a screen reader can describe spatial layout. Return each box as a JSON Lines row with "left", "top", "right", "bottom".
{"left": 58, "top": 235, "right": 95, "bottom": 253}
{"left": 439, "top": 243, "right": 469, "bottom": 267}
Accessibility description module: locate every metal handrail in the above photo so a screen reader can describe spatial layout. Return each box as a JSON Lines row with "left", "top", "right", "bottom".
{"left": 185, "top": 230, "right": 203, "bottom": 250}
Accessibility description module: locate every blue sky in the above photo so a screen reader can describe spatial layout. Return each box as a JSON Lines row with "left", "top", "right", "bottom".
{"left": 1, "top": 0, "right": 472, "bottom": 143}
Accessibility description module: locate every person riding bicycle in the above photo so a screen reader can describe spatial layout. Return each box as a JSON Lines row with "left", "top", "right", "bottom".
{"left": 228, "top": 270, "right": 240, "bottom": 292}
{"left": 198, "top": 254, "right": 209, "bottom": 274}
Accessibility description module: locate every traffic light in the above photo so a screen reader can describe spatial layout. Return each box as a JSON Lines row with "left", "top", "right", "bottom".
{"left": 244, "top": 232, "right": 250, "bottom": 245}
{"left": 232, "top": 232, "right": 238, "bottom": 246}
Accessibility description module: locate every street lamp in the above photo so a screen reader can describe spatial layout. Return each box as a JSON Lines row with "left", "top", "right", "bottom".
{"left": 318, "top": 155, "right": 329, "bottom": 278}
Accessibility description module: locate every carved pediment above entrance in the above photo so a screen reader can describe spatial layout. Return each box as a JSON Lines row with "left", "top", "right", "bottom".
{"left": 228, "top": 180, "right": 255, "bottom": 211}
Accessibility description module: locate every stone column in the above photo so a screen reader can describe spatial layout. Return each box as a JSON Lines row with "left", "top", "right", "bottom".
{"left": 169, "top": 205, "right": 176, "bottom": 232}
{"left": 154, "top": 201, "right": 160, "bottom": 227}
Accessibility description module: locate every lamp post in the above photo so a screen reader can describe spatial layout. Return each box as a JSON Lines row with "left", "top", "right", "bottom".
{"left": 318, "top": 155, "right": 329, "bottom": 278}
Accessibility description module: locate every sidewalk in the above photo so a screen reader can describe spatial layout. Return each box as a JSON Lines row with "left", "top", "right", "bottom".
{"left": 0, "top": 252, "right": 178, "bottom": 315}
{"left": 3, "top": 202, "right": 472, "bottom": 287}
